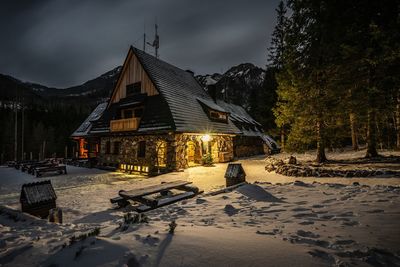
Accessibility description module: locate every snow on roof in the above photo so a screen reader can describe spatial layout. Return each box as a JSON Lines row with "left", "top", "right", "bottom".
{"left": 261, "top": 134, "right": 280, "bottom": 150}
{"left": 196, "top": 97, "right": 226, "bottom": 113}
{"left": 216, "top": 100, "right": 261, "bottom": 127}
{"left": 20, "top": 180, "right": 57, "bottom": 205}
{"left": 71, "top": 102, "right": 107, "bottom": 137}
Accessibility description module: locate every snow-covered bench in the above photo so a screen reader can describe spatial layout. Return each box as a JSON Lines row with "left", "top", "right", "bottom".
{"left": 111, "top": 180, "right": 200, "bottom": 211}
{"left": 35, "top": 165, "right": 67, "bottom": 177}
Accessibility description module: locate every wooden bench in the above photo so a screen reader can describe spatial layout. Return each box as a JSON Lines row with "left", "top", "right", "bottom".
{"left": 110, "top": 196, "right": 130, "bottom": 208}
{"left": 35, "top": 165, "right": 67, "bottom": 177}
{"left": 15, "top": 161, "right": 33, "bottom": 170}
{"left": 28, "top": 162, "right": 55, "bottom": 174}
{"left": 111, "top": 180, "right": 200, "bottom": 211}
{"left": 136, "top": 191, "right": 196, "bottom": 212}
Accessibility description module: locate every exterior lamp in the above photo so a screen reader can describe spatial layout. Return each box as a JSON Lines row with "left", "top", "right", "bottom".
{"left": 201, "top": 134, "right": 211, "bottom": 142}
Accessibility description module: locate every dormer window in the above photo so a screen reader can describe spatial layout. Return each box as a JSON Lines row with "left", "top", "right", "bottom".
{"left": 123, "top": 109, "right": 133, "bottom": 118}
{"left": 134, "top": 108, "right": 143, "bottom": 118}
{"left": 209, "top": 110, "right": 228, "bottom": 123}
{"left": 121, "top": 107, "right": 144, "bottom": 119}
{"left": 126, "top": 82, "right": 141, "bottom": 96}
{"left": 196, "top": 98, "right": 228, "bottom": 123}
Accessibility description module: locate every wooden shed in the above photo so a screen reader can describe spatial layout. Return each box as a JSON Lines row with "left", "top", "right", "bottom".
{"left": 20, "top": 180, "right": 57, "bottom": 219}
{"left": 224, "top": 163, "right": 246, "bottom": 187}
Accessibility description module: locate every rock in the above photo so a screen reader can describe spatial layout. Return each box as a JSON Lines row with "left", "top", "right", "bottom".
{"left": 0, "top": 239, "right": 6, "bottom": 249}
{"left": 353, "top": 182, "right": 360, "bottom": 186}
{"left": 293, "top": 180, "right": 308, "bottom": 187}
{"left": 196, "top": 198, "right": 207, "bottom": 204}
{"left": 288, "top": 156, "right": 297, "bottom": 165}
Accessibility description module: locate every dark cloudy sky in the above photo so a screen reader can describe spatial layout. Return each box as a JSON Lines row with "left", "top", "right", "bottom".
{"left": 0, "top": 0, "right": 279, "bottom": 88}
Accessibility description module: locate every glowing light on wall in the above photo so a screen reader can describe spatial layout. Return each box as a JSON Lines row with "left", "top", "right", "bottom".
{"left": 201, "top": 134, "right": 211, "bottom": 142}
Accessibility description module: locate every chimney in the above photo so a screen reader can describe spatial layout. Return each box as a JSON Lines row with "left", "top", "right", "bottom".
{"left": 207, "top": 84, "right": 217, "bottom": 102}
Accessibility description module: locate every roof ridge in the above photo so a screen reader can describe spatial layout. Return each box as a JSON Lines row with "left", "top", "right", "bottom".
{"left": 131, "top": 46, "right": 193, "bottom": 76}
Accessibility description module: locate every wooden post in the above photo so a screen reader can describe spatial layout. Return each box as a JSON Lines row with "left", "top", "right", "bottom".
{"left": 14, "top": 100, "right": 18, "bottom": 161}
{"left": 42, "top": 140, "right": 46, "bottom": 160}
{"left": 30, "top": 152, "right": 33, "bottom": 160}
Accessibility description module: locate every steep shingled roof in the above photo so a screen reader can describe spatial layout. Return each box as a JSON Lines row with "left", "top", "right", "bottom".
{"left": 132, "top": 47, "right": 240, "bottom": 134}
{"left": 72, "top": 47, "right": 267, "bottom": 137}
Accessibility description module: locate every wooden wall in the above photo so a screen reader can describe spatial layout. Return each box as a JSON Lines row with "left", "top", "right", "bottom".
{"left": 111, "top": 50, "right": 158, "bottom": 103}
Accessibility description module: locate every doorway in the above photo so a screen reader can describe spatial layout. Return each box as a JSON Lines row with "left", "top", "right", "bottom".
{"left": 186, "top": 140, "right": 201, "bottom": 166}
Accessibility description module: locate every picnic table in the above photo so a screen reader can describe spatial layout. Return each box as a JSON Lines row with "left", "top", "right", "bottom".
{"left": 111, "top": 180, "right": 200, "bottom": 212}
{"left": 28, "top": 162, "right": 56, "bottom": 174}
{"left": 35, "top": 165, "right": 67, "bottom": 177}
{"left": 14, "top": 160, "right": 35, "bottom": 170}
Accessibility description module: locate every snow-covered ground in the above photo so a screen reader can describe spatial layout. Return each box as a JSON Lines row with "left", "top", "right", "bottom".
{"left": 1, "top": 149, "right": 400, "bottom": 266}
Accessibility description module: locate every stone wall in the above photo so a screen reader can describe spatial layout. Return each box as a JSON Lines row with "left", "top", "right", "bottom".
{"left": 99, "top": 134, "right": 175, "bottom": 174}
{"left": 98, "top": 133, "right": 234, "bottom": 174}
{"left": 173, "top": 134, "right": 234, "bottom": 170}
{"left": 234, "top": 136, "right": 264, "bottom": 157}
{"left": 265, "top": 157, "right": 400, "bottom": 177}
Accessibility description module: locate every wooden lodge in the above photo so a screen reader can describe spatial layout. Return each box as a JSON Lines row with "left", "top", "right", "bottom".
{"left": 71, "top": 46, "right": 278, "bottom": 175}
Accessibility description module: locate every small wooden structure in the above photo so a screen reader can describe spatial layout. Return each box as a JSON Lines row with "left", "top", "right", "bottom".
{"left": 20, "top": 181, "right": 57, "bottom": 218}
{"left": 110, "top": 180, "right": 200, "bottom": 212}
{"left": 224, "top": 163, "right": 246, "bottom": 187}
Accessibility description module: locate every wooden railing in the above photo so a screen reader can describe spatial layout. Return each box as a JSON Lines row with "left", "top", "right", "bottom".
{"left": 110, "top": 118, "right": 140, "bottom": 132}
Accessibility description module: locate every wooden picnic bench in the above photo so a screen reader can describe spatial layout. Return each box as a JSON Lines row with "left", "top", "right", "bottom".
{"left": 20, "top": 162, "right": 36, "bottom": 172}
{"left": 21, "top": 161, "right": 46, "bottom": 173}
{"left": 14, "top": 160, "right": 34, "bottom": 170}
{"left": 110, "top": 180, "right": 200, "bottom": 212}
{"left": 35, "top": 165, "right": 67, "bottom": 177}
{"left": 28, "top": 162, "right": 55, "bottom": 174}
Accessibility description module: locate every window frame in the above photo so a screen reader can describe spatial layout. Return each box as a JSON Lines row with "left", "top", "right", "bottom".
{"left": 113, "top": 141, "right": 121, "bottom": 155}
{"left": 105, "top": 141, "right": 111, "bottom": 154}
{"left": 209, "top": 110, "right": 228, "bottom": 123}
{"left": 137, "top": 141, "right": 146, "bottom": 158}
{"left": 126, "top": 82, "right": 142, "bottom": 97}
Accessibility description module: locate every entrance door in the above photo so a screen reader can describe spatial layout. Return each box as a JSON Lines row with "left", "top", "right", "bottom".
{"left": 187, "top": 141, "right": 196, "bottom": 163}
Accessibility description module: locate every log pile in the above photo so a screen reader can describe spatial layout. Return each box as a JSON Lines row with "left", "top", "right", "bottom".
{"left": 265, "top": 156, "right": 400, "bottom": 178}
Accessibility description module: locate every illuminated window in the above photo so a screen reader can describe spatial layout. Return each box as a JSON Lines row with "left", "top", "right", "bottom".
{"left": 209, "top": 110, "right": 228, "bottom": 122}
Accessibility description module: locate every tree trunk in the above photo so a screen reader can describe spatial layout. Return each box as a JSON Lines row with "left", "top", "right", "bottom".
{"left": 349, "top": 113, "right": 359, "bottom": 151}
{"left": 396, "top": 90, "right": 400, "bottom": 150}
{"left": 280, "top": 126, "right": 285, "bottom": 151}
{"left": 365, "top": 109, "right": 379, "bottom": 158}
{"left": 316, "top": 118, "right": 327, "bottom": 163}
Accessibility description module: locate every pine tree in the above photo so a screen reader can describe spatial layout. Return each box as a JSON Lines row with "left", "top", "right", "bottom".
{"left": 274, "top": 0, "right": 347, "bottom": 162}
{"left": 337, "top": 0, "right": 399, "bottom": 157}
{"left": 268, "top": 0, "right": 288, "bottom": 149}
{"left": 268, "top": 0, "right": 287, "bottom": 69}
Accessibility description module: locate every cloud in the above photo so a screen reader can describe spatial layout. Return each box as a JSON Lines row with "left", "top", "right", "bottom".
{"left": 0, "top": 0, "right": 278, "bottom": 87}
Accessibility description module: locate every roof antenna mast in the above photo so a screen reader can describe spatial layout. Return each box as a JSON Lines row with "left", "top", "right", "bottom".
{"left": 147, "top": 19, "right": 159, "bottom": 58}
